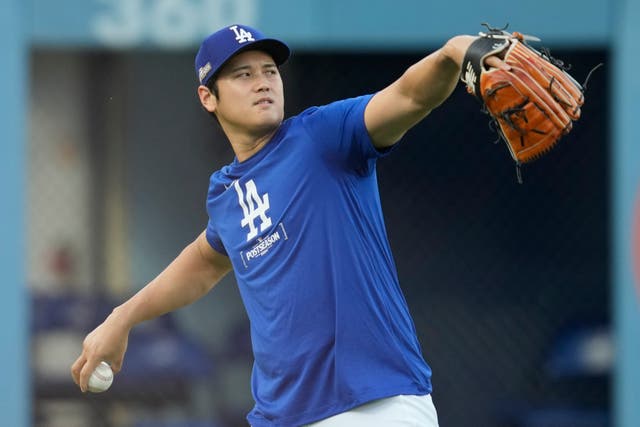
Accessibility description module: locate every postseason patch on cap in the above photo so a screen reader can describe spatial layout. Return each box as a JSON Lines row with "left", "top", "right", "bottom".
{"left": 199, "top": 62, "right": 212, "bottom": 84}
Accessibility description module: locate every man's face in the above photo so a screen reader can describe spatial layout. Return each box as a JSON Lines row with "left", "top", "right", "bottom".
{"left": 208, "top": 50, "right": 285, "bottom": 135}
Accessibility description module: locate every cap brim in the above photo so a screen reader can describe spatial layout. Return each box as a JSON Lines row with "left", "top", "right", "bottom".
{"left": 238, "top": 39, "right": 290, "bottom": 66}
{"left": 210, "top": 39, "right": 290, "bottom": 83}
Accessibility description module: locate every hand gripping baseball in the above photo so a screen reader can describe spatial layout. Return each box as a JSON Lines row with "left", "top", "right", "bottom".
{"left": 70, "top": 314, "right": 130, "bottom": 393}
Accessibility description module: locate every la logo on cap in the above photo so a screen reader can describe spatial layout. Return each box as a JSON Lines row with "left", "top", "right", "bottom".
{"left": 230, "top": 25, "right": 255, "bottom": 44}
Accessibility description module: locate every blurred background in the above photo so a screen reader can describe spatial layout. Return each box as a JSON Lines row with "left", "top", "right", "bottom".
{"left": 1, "top": 0, "right": 638, "bottom": 426}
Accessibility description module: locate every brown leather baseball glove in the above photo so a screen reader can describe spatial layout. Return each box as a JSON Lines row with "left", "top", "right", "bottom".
{"left": 461, "top": 24, "right": 595, "bottom": 182}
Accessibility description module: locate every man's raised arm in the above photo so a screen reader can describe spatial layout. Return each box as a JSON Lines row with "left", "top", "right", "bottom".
{"left": 365, "top": 35, "right": 508, "bottom": 148}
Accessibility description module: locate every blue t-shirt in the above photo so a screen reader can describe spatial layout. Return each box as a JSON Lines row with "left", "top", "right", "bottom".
{"left": 205, "top": 94, "right": 432, "bottom": 426}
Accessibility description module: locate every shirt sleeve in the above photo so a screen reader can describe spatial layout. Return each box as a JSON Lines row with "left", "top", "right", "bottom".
{"left": 205, "top": 220, "right": 228, "bottom": 255}
{"left": 205, "top": 172, "right": 228, "bottom": 256}
{"left": 300, "top": 94, "right": 394, "bottom": 175}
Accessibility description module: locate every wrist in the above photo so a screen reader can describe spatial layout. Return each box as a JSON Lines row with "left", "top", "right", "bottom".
{"left": 441, "top": 35, "right": 476, "bottom": 68}
{"left": 109, "top": 304, "right": 137, "bottom": 331}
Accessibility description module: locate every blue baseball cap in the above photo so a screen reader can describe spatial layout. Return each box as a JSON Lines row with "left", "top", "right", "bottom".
{"left": 195, "top": 24, "right": 290, "bottom": 87}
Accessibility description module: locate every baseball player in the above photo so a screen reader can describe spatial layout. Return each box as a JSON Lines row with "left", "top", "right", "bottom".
{"left": 71, "top": 24, "right": 508, "bottom": 426}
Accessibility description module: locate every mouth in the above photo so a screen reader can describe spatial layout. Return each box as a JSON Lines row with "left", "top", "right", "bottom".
{"left": 254, "top": 97, "right": 274, "bottom": 106}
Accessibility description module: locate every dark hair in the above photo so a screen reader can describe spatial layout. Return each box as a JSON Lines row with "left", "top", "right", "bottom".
{"left": 205, "top": 78, "right": 219, "bottom": 98}
{"left": 204, "top": 78, "right": 220, "bottom": 122}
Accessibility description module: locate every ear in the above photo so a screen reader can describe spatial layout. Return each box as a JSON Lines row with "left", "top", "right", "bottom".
{"left": 197, "top": 85, "right": 217, "bottom": 113}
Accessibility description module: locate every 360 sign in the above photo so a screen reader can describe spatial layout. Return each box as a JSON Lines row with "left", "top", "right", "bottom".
{"left": 92, "top": 0, "right": 257, "bottom": 47}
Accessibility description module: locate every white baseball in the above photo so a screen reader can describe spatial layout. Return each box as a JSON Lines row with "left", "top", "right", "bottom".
{"left": 87, "top": 361, "right": 114, "bottom": 393}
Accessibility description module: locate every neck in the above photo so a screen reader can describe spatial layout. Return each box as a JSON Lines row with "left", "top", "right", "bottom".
{"left": 226, "top": 126, "right": 279, "bottom": 163}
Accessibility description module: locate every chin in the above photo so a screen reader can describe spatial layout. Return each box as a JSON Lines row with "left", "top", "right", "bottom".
{"left": 256, "top": 113, "right": 284, "bottom": 129}
{"left": 256, "top": 121, "right": 282, "bottom": 134}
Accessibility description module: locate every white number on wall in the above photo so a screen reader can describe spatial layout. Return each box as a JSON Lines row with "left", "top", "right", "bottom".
{"left": 92, "top": 0, "right": 257, "bottom": 47}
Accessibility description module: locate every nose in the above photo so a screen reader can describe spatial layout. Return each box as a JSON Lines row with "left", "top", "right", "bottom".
{"left": 254, "top": 75, "right": 271, "bottom": 92}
